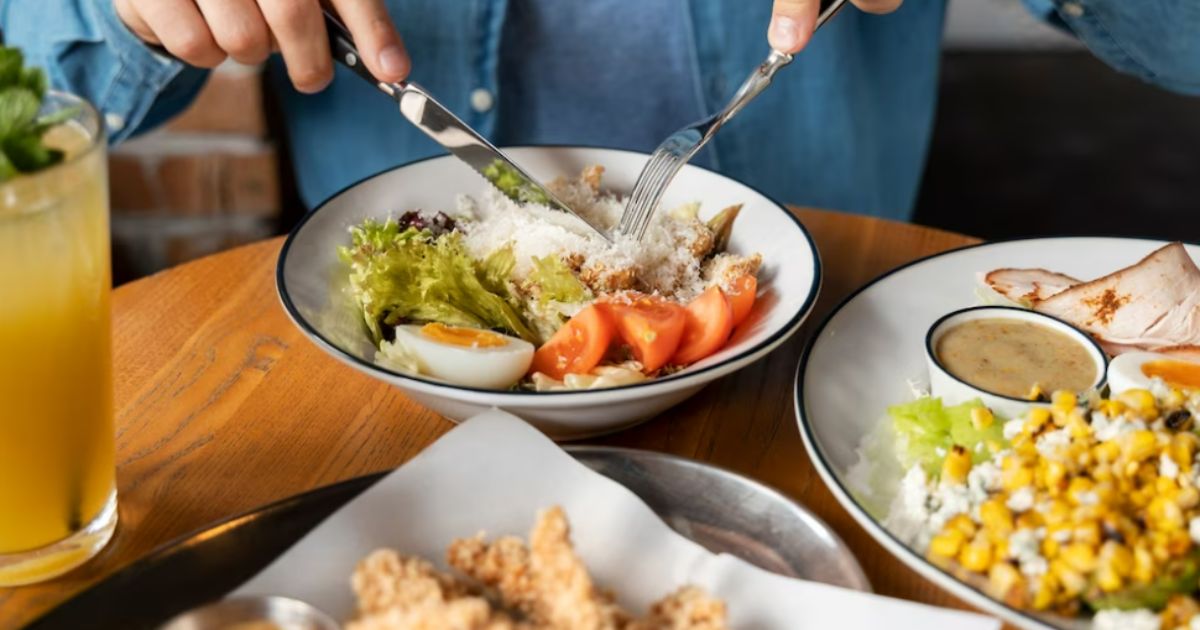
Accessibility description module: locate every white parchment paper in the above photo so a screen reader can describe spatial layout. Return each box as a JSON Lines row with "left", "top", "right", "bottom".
{"left": 235, "top": 410, "right": 998, "bottom": 629}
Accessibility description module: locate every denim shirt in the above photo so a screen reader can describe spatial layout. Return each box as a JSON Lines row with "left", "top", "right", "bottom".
{"left": 5, "top": 0, "right": 1199, "bottom": 219}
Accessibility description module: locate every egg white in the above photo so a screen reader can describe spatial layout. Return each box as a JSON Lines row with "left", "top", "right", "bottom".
{"left": 1107, "top": 352, "right": 1183, "bottom": 395}
{"left": 392, "top": 325, "right": 534, "bottom": 389}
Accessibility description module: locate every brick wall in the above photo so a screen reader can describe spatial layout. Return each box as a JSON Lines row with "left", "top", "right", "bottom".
{"left": 109, "top": 62, "right": 283, "bottom": 284}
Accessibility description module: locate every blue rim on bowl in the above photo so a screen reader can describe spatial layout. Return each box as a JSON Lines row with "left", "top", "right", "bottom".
{"left": 275, "top": 145, "right": 822, "bottom": 400}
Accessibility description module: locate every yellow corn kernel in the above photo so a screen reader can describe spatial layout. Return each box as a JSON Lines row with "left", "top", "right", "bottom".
{"left": 1171, "top": 433, "right": 1196, "bottom": 472}
{"left": 1095, "top": 566, "right": 1124, "bottom": 593}
{"left": 1042, "top": 499, "right": 1071, "bottom": 527}
{"left": 1133, "top": 545, "right": 1156, "bottom": 583}
{"left": 1042, "top": 536, "right": 1061, "bottom": 560}
{"left": 1124, "top": 429, "right": 1159, "bottom": 462}
{"left": 971, "top": 406, "right": 994, "bottom": 430}
{"left": 986, "top": 439, "right": 1003, "bottom": 454}
{"left": 1118, "top": 389, "right": 1158, "bottom": 417}
{"left": 1061, "top": 543, "right": 1098, "bottom": 573}
{"left": 928, "top": 528, "right": 967, "bottom": 558}
{"left": 980, "top": 498, "right": 1015, "bottom": 538}
{"left": 1165, "top": 388, "right": 1187, "bottom": 409}
{"left": 1099, "top": 399, "right": 1127, "bottom": 418}
{"left": 1100, "top": 541, "right": 1135, "bottom": 577}
{"left": 1012, "top": 432, "right": 1038, "bottom": 458}
{"left": 1027, "top": 384, "right": 1047, "bottom": 402}
{"left": 1093, "top": 441, "right": 1121, "bottom": 464}
{"left": 1167, "top": 530, "right": 1192, "bottom": 557}
{"left": 1157, "top": 476, "right": 1181, "bottom": 499}
{"left": 1052, "top": 390, "right": 1078, "bottom": 412}
{"left": 942, "top": 445, "right": 972, "bottom": 485}
{"left": 993, "top": 538, "right": 1010, "bottom": 562}
{"left": 945, "top": 513, "right": 977, "bottom": 537}
{"left": 989, "top": 562, "right": 1023, "bottom": 598}
{"left": 1149, "top": 496, "right": 1185, "bottom": 531}
{"left": 1032, "top": 576, "right": 1056, "bottom": 610}
{"left": 1002, "top": 460, "right": 1034, "bottom": 492}
{"left": 1016, "top": 510, "right": 1045, "bottom": 530}
{"left": 1066, "top": 477, "right": 1096, "bottom": 505}
{"left": 1050, "top": 559, "right": 1087, "bottom": 596}
{"left": 959, "top": 536, "right": 993, "bottom": 573}
{"left": 1073, "top": 520, "right": 1102, "bottom": 547}
{"left": 1043, "top": 459, "right": 1068, "bottom": 492}
{"left": 1178, "top": 485, "right": 1200, "bottom": 509}
{"left": 1025, "top": 407, "right": 1052, "bottom": 433}
{"left": 1067, "top": 414, "right": 1091, "bottom": 440}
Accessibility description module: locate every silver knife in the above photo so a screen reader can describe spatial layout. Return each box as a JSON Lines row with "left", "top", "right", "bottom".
{"left": 323, "top": 11, "right": 611, "bottom": 242}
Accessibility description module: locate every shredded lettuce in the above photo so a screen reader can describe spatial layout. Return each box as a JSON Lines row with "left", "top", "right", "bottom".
{"left": 340, "top": 218, "right": 539, "bottom": 344}
{"left": 528, "top": 255, "right": 591, "bottom": 305}
{"left": 888, "top": 397, "right": 1006, "bottom": 476}
{"left": 482, "top": 159, "right": 551, "bottom": 205}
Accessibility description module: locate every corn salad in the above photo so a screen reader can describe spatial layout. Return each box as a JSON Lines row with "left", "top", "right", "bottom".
{"left": 917, "top": 388, "right": 1200, "bottom": 627}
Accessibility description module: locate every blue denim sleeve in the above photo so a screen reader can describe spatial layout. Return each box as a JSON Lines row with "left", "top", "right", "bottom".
{"left": 0, "top": 0, "right": 209, "bottom": 142}
{"left": 1024, "top": 0, "right": 1200, "bottom": 96}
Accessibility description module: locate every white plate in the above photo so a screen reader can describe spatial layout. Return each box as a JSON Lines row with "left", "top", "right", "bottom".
{"left": 277, "top": 146, "right": 820, "bottom": 439}
{"left": 795, "top": 237, "right": 1198, "bottom": 630}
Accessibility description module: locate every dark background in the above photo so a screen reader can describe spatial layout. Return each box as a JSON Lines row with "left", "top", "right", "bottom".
{"left": 914, "top": 51, "right": 1200, "bottom": 242}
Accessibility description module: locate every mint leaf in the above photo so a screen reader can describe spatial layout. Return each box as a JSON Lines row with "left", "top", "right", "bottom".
{"left": 0, "top": 48, "right": 23, "bottom": 89}
{"left": 0, "top": 150, "right": 16, "bottom": 182}
{"left": 19, "top": 67, "right": 46, "bottom": 98}
{"left": 4, "top": 132, "right": 63, "bottom": 172}
{"left": 0, "top": 86, "right": 40, "bottom": 138}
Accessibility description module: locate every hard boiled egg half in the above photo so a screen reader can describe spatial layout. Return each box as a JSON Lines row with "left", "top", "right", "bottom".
{"left": 1107, "top": 351, "right": 1200, "bottom": 395}
{"left": 390, "top": 323, "right": 534, "bottom": 389}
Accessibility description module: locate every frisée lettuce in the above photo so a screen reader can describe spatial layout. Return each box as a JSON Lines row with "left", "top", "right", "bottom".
{"left": 340, "top": 218, "right": 539, "bottom": 344}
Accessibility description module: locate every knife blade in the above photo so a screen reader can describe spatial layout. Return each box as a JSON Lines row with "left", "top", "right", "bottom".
{"left": 322, "top": 11, "right": 612, "bottom": 242}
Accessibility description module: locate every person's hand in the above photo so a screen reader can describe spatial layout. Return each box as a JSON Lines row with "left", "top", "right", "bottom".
{"left": 114, "top": 0, "right": 409, "bottom": 93}
{"left": 769, "top": 0, "right": 903, "bottom": 53}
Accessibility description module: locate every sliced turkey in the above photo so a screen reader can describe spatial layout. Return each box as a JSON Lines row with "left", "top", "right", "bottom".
{"left": 1032, "top": 243, "right": 1200, "bottom": 353}
{"left": 982, "top": 268, "right": 1081, "bottom": 305}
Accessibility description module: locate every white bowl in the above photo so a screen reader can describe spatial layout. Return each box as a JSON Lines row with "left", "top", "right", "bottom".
{"left": 926, "top": 306, "right": 1108, "bottom": 419}
{"left": 277, "top": 146, "right": 821, "bottom": 439}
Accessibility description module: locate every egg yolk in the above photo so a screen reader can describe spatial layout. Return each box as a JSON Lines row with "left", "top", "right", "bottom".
{"left": 1141, "top": 359, "right": 1200, "bottom": 390}
{"left": 419, "top": 323, "right": 508, "bottom": 348}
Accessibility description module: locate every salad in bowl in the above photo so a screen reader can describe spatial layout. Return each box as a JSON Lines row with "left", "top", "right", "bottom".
{"left": 277, "top": 146, "right": 819, "bottom": 438}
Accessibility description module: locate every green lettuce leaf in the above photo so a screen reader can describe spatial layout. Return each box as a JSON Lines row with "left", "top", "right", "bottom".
{"left": 889, "top": 397, "right": 1006, "bottom": 476}
{"left": 529, "top": 255, "right": 590, "bottom": 305}
{"left": 340, "top": 219, "right": 539, "bottom": 345}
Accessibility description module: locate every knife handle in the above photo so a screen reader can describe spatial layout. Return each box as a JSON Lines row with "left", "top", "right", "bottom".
{"left": 323, "top": 9, "right": 405, "bottom": 98}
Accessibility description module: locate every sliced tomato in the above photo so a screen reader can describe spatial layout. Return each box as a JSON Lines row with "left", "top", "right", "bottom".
{"left": 530, "top": 305, "right": 614, "bottom": 380}
{"left": 726, "top": 275, "right": 758, "bottom": 327}
{"left": 673, "top": 285, "right": 734, "bottom": 366}
{"left": 600, "top": 294, "right": 687, "bottom": 373}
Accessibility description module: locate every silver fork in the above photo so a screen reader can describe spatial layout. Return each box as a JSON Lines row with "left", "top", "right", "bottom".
{"left": 618, "top": 0, "right": 848, "bottom": 241}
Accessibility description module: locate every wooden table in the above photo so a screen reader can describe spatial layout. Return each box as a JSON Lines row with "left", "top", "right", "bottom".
{"left": 1, "top": 208, "right": 981, "bottom": 628}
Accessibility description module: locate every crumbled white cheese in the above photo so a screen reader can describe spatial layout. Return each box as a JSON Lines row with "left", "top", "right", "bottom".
{"left": 883, "top": 466, "right": 934, "bottom": 547}
{"left": 1093, "top": 608, "right": 1160, "bottom": 630}
{"left": 1191, "top": 613, "right": 1200, "bottom": 630}
{"left": 1003, "top": 417, "right": 1025, "bottom": 441}
{"left": 967, "top": 461, "right": 1001, "bottom": 505}
{"left": 1008, "top": 528, "right": 1047, "bottom": 577}
{"left": 1006, "top": 486, "right": 1035, "bottom": 513}
{"left": 1035, "top": 428, "right": 1071, "bottom": 458}
{"left": 1190, "top": 516, "right": 1200, "bottom": 546}
{"left": 1075, "top": 491, "right": 1099, "bottom": 506}
{"left": 1161, "top": 452, "right": 1180, "bottom": 480}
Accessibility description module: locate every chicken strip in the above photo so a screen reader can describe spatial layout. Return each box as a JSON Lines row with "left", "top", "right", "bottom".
{"left": 981, "top": 268, "right": 1080, "bottom": 306}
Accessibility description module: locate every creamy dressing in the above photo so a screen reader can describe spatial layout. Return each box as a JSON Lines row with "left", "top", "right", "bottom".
{"left": 936, "top": 318, "right": 1096, "bottom": 398}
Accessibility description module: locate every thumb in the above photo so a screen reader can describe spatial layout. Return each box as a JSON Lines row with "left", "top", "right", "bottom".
{"left": 768, "top": 0, "right": 818, "bottom": 54}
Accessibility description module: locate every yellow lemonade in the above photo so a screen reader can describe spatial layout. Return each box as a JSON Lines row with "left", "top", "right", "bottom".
{"left": 0, "top": 95, "right": 115, "bottom": 583}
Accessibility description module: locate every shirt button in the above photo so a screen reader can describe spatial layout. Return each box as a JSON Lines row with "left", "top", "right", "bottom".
{"left": 470, "top": 88, "right": 494, "bottom": 113}
{"left": 104, "top": 112, "right": 126, "bottom": 132}
{"left": 1061, "top": 2, "right": 1084, "bottom": 17}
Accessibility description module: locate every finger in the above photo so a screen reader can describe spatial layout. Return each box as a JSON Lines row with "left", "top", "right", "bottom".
{"left": 258, "top": 0, "right": 334, "bottom": 93}
{"left": 328, "top": 0, "right": 410, "bottom": 82}
{"left": 195, "top": 0, "right": 272, "bottom": 64}
{"left": 114, "top": 0, "right": 159, "bottom": 45}
{"left": 136, "top": 0, "right": 226, "bottom": 68}
{"left": 851, "top": 0, "right": 903, "bottom": 14}
{"left": 768, "top": 0, "right": 819, "bottom": 54}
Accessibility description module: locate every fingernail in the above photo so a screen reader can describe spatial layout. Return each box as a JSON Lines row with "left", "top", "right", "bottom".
{"left": 768, "top": 15, "right": 802, "bottom": 52}
{"left": 378, "top": 45, "right": 409, "bottom": 79}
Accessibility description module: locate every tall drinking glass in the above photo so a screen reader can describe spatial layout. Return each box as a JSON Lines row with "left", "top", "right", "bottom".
{"left": 0, "top": 92, "right": 116, "bottom": 586}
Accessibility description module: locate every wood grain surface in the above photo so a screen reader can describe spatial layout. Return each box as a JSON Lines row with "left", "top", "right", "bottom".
{"left": 0, "top": 208, "right": 982, "bottom": 628}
